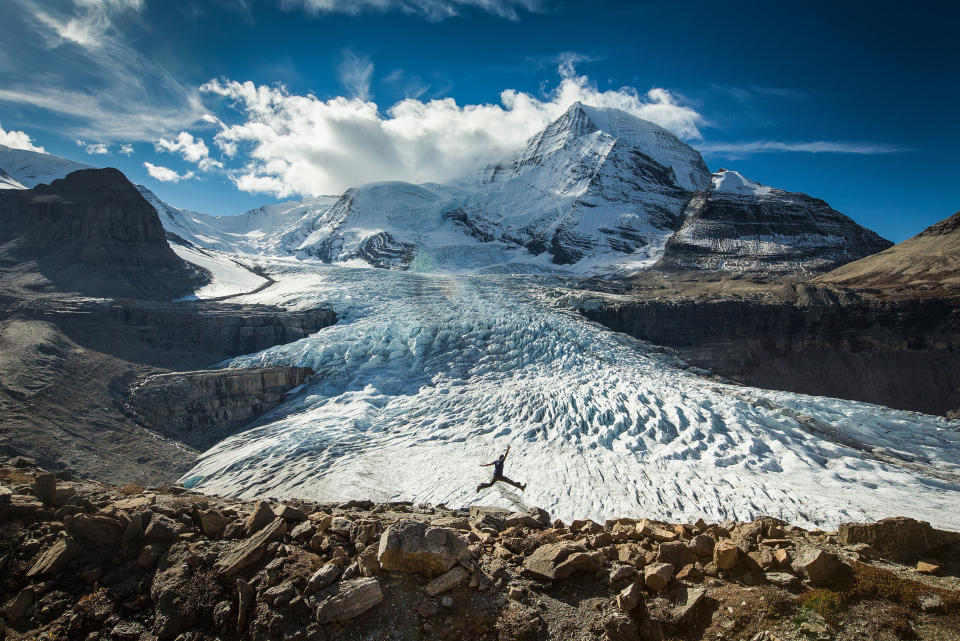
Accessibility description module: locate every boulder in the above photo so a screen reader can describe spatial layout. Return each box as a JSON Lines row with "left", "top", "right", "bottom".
{"left": 26, "top": 538, "right": 80, "bottom": 577}
{"left": 644, "top": 562, "right": 674, "bottom": 591}
{"left": 216, "top": 517, "right": 288, "bottom": 576}
{"left": 765, "top": 572, "right": 800, "bottom": 589}
{"left": 916, "top": 561, "right": 940, "bottom": 575}
{"left": 314, "top": 578, "right": 384, "bottom": 624}
{"left": 3, "top": 589, "right": 33, "bottom": 623}
{"left": 671, "top": 587, "right": 706, "bottom": 623}
{"left": 64, "top": 514, "right": 124, "bottom": 544}
{"left": 245, "top": 501, "right": 275, "bottom": 536}
{"left": 657, "top": 541, "right": 698, "bottom": 568}
{"left": 791, "top": 548, "right": 844, "bottom": 587}
{"left": 236, "top": 579, "right": 254, "bottom": 634}
{"left": 713, "top": 539, "right": 740, "bottom": 570}
{"left": 688, "top": 534, "right": 715, "bottom": 558}
{"left": 837, "top": 517, "right": 960, "bottom": 562}
{"left": 275, "top": 503, "right": 308, "bottom": 522}
{"left": 377, "top": 521, "right": 470, "bottom": 576}
{"left": 144, "top": 514, "right": 180, "bottom": 542}
{"left": 151, "top": 543, "right": 198, "bottom": 639}
{"left": 425, "top": 565, "right": 469, "bottom": 596}
{"left": 198, "top": 509, "right": 228, "bottom": 539}
{"left": 329, "top": 516, "right": 353, "bottom": 537}
{"left": 523, "top": 542, "right": 586, "bottom": 580}
{"left": 616, "top": 580, "right": 644, "bottom": 611}
{"left": 290, "top": 521, "right": 315, "bottom": 541}
{"left": 114, "top": 496, "right": 154, "bottom": 511}
{"left": 305, "top": 564, "right": 341, "bottom": 596}
{"left": 32, "top": 472, "right": 56, "bottom": 505}
{"left": 263, "top": 581, "right": 296, "bottom": 606}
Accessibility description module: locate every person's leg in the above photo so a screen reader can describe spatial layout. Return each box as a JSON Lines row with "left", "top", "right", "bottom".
{"left": 499, "top": 476, "right": 526, "bottom": 490}
{"left": 476, "top": 479, "right": 496, "bottom": 492}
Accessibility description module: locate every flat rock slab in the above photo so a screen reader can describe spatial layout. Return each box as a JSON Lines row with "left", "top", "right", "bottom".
{"left": 314, "top": 578, "right": 384, "bottom": 624}
{"left": 425, "top": 565, "right": 469, "bottom": 596}
{"left": 26, "top": 537, "right": 80, "bottom": 577}
{"left": 217, "top": 517, "right": 287, "bottom": 577}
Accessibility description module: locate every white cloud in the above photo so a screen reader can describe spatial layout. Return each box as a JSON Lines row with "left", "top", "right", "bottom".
{"left": 119, "top": 143, "right": 134, "bottom": 155}
{"left": 697, "top": 140, "right": 907, "bottom": 156}
{"left": 338, "top": 50, "right": 374, "bottom": 102}
{"left": 32, "top": 0, "right": 144, "bottom": 50}
{"left": 156, "top": 131, "right": 223, "bottom": 171}
{"left": 143, "top": 161, "right": 195, "bottom": 183}
{"left": 76, "top": 139, "right": 109, "bottom": 154}
{"left": 201, "top": 64, "right": 704, "bottom": 198}
{"left": 0, "top": 123, "right": 45, "bottom": 152}
{"left": 0, "top": 0, "right": 206, "bottom": 141}
{"left": 279, "top": 0, "right": 542, "bottom": 20}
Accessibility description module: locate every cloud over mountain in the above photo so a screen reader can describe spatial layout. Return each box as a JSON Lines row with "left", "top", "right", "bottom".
{"left": 202, "top": 65, "right": 704, "bottom": 198}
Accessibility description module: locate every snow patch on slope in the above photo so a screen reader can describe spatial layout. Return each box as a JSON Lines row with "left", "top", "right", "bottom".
{"left": 0, "top": 144, "right": 92, "bottom": 188}
{"left": 711, "top": 169, "right": 773, "bottom": 196}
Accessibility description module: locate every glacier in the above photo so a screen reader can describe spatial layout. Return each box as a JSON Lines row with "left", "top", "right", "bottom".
{"left": 179, "top": 261, "right": 960, "bottom": 530}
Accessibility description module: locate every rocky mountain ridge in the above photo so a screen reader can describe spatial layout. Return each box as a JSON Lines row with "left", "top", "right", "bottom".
{"left": 0, "top": 168, "right": 207, "bottom": 300}
{"left": 108, "top": 103, "right": 889, "bottom": 277}
{"left": 1, "top": 458, "right": 959, "bottom": 641}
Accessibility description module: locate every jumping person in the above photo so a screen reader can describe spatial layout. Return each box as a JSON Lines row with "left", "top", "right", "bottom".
{"left": 476, "top": 445, "right": 526, "bottom": 492}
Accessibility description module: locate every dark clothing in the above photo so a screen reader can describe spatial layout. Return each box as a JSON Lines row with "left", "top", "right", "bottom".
{"left": 477, "top": 448, "right": 525, "bottom": 492}
{"left": 493, "top": 454, "right": 506, "bottom": 477}
{"left": 477, "top": 473, "right": 524, "bottom": 491}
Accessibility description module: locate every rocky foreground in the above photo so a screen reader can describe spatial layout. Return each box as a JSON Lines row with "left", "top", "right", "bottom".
{"left": 1, "top": 458, "right": 959, "bottom": 641}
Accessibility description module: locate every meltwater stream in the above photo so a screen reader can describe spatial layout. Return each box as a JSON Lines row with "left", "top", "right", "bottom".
{"left": 182, "top": 262, "right": 960, "bottom": 529}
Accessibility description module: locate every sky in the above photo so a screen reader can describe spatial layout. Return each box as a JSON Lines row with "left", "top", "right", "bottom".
{"left": 0, "top": 0, "right": 957, "bottom": 242}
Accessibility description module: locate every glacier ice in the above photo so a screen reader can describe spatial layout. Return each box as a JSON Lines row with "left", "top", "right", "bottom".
{"left": 181, "top": 262, "right": 960, "bottom": 529}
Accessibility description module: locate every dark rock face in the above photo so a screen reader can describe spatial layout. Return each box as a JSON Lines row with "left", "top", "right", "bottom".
{"left": 0, "top": 168, "right": 207, "bottom": 299}
{"left": 583, "top": 290, "right": 960, "bottom": 416}
{"left": 659, "top": 185, "right": 893, "bottom": 274}
{"left": 126, "top": 366, "right": 315, "bottom": 449}
{"left": 19, "top": 297, "right": 336, "bottom": 369}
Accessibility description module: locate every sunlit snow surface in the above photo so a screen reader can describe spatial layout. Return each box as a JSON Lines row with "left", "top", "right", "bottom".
{"left": 182, "top": 262, "right": 960, "bottom": 529}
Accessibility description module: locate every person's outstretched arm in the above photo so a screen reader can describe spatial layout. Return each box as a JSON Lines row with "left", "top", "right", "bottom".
{"left": 503, "top": 445, "right": 511, "bottom": 460}
{"left": 480, "top": 461, "right": 494, "bottom": 467}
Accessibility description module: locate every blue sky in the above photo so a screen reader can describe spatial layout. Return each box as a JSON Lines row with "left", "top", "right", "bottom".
{"left": 0, "top": 0, "right": 957, "bottom": 242}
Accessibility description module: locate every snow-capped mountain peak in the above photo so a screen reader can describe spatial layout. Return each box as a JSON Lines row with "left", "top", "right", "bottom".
{"left": 711, "top": 168, "right": 773, "bottom": 196}
{"left": 513, "top": 101, "right": 710, "bottom": 191}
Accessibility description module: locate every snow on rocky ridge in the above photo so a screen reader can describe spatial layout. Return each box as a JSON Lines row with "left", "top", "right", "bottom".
{"left": 146, "top": 103, "right": 888, "bottom": 277}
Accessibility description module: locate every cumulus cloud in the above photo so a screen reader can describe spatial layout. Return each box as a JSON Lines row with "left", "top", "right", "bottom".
{"left": 76, "top": 139, "right": 109, "bottom": 154}
{"left": 698, "top": 140, "right": 907, "bottom": 156}
{"left": 0, "top": 123, "right": 45, "bottom": 152}
{"left": 143, "top": 161, "right": 195, "bottom": 183}
{"left": 156, "top": 131, "right": 223, "bottom": 171}
{"left": 278, "top": 0, "right": 542, "bottom": 21}
{"left": 201, "top": 64, "right": 704, "bottom": 198}
{"left": 119, "top": 143, "right": 134, "bottom": 155}
{"left": 1, "top": 0, "right": 206, "bottom": 141}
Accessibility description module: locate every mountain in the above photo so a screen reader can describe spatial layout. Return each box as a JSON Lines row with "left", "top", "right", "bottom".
{"left": 0, "top": 168, "right": 206, "bottom": 299}
{"left": 657, "top": 169, "right": 894, "bottom": 273}
{"left": 138, "top": 184, "right": 337, "bottom": 256}
{"left": 812, "top": 210, "right": 960, "bottom": 295}
{"left": 152, "top": 103, "right": 889, "bottom": 277}
{"left": 0, "top": 143, "right": 92, "bottom": 188}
